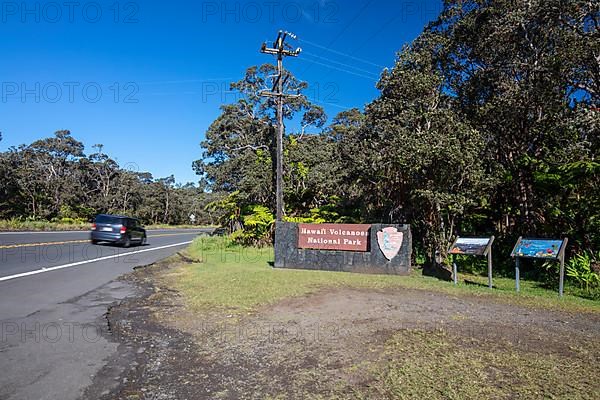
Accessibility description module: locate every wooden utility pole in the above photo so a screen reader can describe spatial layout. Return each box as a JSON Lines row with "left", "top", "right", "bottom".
{"left": 260, "top": 31, "right": 301, "bottom": 221}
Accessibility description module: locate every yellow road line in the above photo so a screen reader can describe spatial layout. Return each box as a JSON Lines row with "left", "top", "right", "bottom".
{"left": 0, "top": 232, "right": 201, "bottom": 249}
{"left": 0, "top": 240, "right": 89, "bottom": 249}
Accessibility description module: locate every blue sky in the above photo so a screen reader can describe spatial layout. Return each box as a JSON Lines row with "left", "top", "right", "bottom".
{"left": 0, "top": 0, "right": 442, "bottom": 184}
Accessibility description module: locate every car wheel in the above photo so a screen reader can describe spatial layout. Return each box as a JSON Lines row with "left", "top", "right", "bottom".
{"left": 91, "top": 239, "right": 98, "bottom": 245}
{"left": 140, "top": 235, "right": 147, "bottom": 246}
{"left": 123, "top": 235, "right": 131, "bottom": 248}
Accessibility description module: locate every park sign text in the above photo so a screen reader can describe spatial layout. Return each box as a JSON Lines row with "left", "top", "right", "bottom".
{"left": 298, "top": 223, "right": 370, "bottom": 251}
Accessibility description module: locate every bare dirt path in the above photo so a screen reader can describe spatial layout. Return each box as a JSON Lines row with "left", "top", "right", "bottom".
{"left": 83, "top": 260, "right": 600, "bottom": 400}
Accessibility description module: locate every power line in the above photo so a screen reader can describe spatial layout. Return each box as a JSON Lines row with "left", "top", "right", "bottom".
{"left": 303, "top": 51, "right": 381, "bottom": 78}
{"left": 323, "top": 0, "right": 377, "bottom": 48}
{"left": 300, "top": 56, "right": 378, "bottom": 80}
{"left": 299, "top": 0, "right": 377, "bottom": 76}
{"left": 318, "top": 10, "right": 403, "bottom": 83}
{"left": 299, "top": 39, "right": 386, "bottom": 69}
{"left": 352, "top": 12, "right": 402, "bottom": 55}
{"left": 298, "top": 56, "right": 379, "bottom": 80}
{"left": 304, "top": 96, "right": 357, "bottom": 110}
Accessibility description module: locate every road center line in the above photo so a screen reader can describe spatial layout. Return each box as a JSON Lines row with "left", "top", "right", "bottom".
{"left": 0, "top": 230, "right": 85, "bottom": 235}
{"left": 0, "top": 241, "right": 193, "bottom": 283}
{"left": 0, "top": 232, "right": 202, "bottom": 249}
{"left": 0, "top": 240, "right": 89, "bottom": 249}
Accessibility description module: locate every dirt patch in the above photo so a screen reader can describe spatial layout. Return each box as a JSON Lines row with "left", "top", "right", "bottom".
{"left": 83, "top": 258, "right": 600, "bottom": 399}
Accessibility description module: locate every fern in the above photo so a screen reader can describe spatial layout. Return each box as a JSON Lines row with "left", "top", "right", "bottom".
{"left": 566, "top": 251, "right": 600, "bottom": 293}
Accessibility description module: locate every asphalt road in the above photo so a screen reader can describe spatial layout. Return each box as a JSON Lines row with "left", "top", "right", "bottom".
{"left": 0, "top": 228, "right": 211, "bottom": 400}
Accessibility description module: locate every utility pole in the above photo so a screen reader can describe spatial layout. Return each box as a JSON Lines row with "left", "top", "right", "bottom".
{"left": 260, "top": 31, "right": 301, "bottom": 222}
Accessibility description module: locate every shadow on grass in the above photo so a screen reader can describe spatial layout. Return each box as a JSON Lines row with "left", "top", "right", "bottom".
{"left": 422, "top": 263, "right": 452, "bottom": 282}
{"left": 515, "top": 277, "right": 600, "bottom": 301}
{"left": 463, "top": 279, "right": 495, "bottom": 289}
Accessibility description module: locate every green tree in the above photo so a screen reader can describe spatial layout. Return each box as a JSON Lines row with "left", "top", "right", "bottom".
{"left": 427, "top": 0, "right": 599, "bottom": 249}
{"left": 354, "top": 37, "right": 490, "bottom": 267}
{"left": 194, "top": 64, "right": 329, "bottom": 215}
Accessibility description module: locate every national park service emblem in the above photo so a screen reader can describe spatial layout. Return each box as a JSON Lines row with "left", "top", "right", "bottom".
{"left": 377, "top": 227, "right": 403, "bottom": 260}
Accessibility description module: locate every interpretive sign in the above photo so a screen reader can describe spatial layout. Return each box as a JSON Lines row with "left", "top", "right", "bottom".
{"left": 449, "top": 237, "right": 492, "bottom": 256}
{"left": 448, "top": 236, "right": 495, "bottom": 288}
{"left": 511, "top": 238, "right": 564, "bottom": 259}
{"left": 275, "top": 222, "right": 412, "bottom": 275}
{"left": 298, "top": 223, "right": 370, "bottom": 251}
{"left": 511, "top": 237, "right": 569, "bottom": 297}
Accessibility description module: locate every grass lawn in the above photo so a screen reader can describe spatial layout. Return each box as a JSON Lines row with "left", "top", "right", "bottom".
{"left": 349, "top": 329, "right": 598, "bottom": 400}
{"left": 167, "top": 236, "right": 600, "bottom": 316}
{"left": 146, "top": 236, "right": 600, "bottom": 399}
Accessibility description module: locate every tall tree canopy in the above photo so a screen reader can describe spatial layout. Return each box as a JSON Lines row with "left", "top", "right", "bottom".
{"left": 196, "top": 1, "right": 599, "bottom": 266}
{"left": 194, "top": 64, "right": 333, "bottom": 214}
{"left": 426, "top": 0, "right": 599, "bottom": 250}
{"left": 0, "top": 131, "right": 215, "bottom": 225}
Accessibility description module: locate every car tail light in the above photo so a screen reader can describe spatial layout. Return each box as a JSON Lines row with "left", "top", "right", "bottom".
{"left": 120, "top": 226, "right": 127, "bottom": 234}
{"left": 92, "top": 223, "right": 96, "bottom": 230}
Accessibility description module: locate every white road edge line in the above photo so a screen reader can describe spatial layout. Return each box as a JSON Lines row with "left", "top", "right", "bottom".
{"left": 0, "top": 241, "right": 193, "bottom": 283}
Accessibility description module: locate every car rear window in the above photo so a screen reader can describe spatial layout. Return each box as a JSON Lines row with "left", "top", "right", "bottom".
{"left": 95, "top": 215, "right": 123, "bottom": 225}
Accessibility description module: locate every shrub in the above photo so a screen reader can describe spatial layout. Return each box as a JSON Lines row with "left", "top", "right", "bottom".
{"left": 231, "top": 205, "right": 275, "bottom": 247}
{"left": 566, "top": 251, "right": 600, "bottom": 294}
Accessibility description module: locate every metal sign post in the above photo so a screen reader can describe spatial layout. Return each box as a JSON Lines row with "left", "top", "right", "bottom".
{"left": 487, "top": 242, "right": 493, "bottom": 289}
{"left": 558, "top": 238, "right": 568, "bottom": 297}
{"left": 515, "top": 256, "right": 521, "bottom": 292}
{"left": 453, "top": 260, "right": 458, "bottom": 285}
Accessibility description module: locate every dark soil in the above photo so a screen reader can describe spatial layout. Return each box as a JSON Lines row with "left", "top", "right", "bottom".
{"left": 82, "top": 256, "right": 600, "bottom": 400}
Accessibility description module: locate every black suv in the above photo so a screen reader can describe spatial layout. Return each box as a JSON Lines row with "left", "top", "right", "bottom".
{"left": 90, "top": 214, "right": 147, "bottom": 247}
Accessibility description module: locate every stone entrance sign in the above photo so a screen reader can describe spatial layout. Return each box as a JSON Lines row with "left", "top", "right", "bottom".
{"left": 275, "top": 222, "right": 412, "bottom": 275}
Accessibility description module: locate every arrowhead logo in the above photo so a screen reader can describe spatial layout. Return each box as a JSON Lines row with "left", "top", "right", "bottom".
{"left": 377, "top": 227, "right": 403, "bottom": 261}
